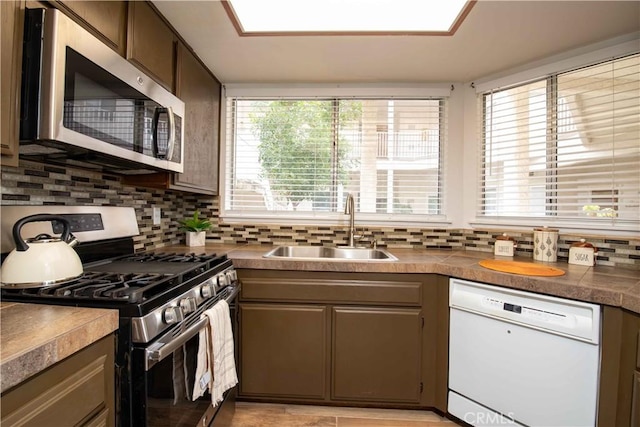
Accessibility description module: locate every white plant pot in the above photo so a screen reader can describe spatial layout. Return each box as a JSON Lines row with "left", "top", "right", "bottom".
{"left": 186, "top": 231, "right": 206, "bottom": 247}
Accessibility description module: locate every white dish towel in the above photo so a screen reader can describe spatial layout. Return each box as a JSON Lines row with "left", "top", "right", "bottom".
{"left": 192, "top": 299, "right": 238, "bottom": 406}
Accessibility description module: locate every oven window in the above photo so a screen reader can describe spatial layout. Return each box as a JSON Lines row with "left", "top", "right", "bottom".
{"left": 132, "top": 289, "right": 239, "bottom": 427}
{"left": 145, "top": 337, "right": 211, "bottom": 427}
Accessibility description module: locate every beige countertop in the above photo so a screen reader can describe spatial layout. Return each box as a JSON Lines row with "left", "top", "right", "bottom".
{"left": 0, "top": 302, "right": 118, "bottom": 393}
{"left": 160, "top": 244, "right": 640, "bottom": 314}
{"left": 4, "top": 244, "right": 634, "bottom": 396}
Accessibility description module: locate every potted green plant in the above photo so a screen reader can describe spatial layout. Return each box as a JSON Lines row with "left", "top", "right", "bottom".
{"left": 178, "top": 210, "right": 212, "bottom": 247}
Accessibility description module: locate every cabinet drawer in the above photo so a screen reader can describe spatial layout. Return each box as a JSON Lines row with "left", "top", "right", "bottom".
{"left": 241, "top": 277, "right": 422, "bottom": 306}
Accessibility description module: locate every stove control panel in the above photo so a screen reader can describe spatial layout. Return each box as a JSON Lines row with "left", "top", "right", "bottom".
{"left": 131, "top": 264, "right": 238, "bottom": 343}
{"left": 51, "top": 213, "right": 105, "bottom": 233}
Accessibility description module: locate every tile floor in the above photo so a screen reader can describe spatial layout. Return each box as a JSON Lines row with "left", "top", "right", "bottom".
{"left": 229, "top": 402, "right": 458, "bottom": 426}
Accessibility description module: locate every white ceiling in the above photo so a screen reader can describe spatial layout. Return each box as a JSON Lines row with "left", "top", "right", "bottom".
{"left": 152, "top": 0, "right": 640, "bottom": 84}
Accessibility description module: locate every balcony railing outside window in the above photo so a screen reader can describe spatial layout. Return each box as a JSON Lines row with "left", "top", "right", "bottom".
{"left": 346, "top": 130, "right": 439, "bottom": 160}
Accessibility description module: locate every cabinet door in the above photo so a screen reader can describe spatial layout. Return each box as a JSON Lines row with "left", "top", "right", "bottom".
{"left": 332, "top": 306, "right": 422, "bottom": 403}
{"left": 173, "top": 42, "right": 221, "bottom": 194}
{"left": 0, "top": 0, "right": 24, "bottom": 167}
{"left": 127, "top": 1, "right": 174, "bottom": 90}
{"left": 1, "top": 335, "right": 115, "bottom": 427}
{"left": 53, "top": 1, "right": 126, "bottom": 55}
{"left": 239, "top": 303, "right": 327, "bottom": 399}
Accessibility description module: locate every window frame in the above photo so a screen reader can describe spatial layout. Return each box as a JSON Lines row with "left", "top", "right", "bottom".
{"left": 220, "top": 84, "right": 453, "bottom": 226}
{"left": 474, "top": 52, "right": 640, "bottom": 233}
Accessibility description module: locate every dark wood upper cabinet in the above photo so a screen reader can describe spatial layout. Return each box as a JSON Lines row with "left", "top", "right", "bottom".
{"left": 53, "top": 1, "right": 127, "bottom": 56}
{"left": 172, "top": 42, "right": 221, "bottom": 194}
{"left": 123, "top": 42, "right": 221, "bottom": 195}
{"left": 126, "top": 1, "right": 174, "bottom": 91}
{"left": 0, "top": 0, "right": 24, "bottom": 167}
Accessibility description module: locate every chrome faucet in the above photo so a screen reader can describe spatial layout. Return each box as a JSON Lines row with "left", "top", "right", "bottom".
{"left": 344, "top": 193, "right": 357, "bottom": 247}
{"left": 343, "top": 193, "right": 377, "bottom": 249}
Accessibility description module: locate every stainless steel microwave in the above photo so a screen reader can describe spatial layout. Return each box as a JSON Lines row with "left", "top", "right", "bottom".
{"left": 19, "top": 8, "right": 185, "bottom": 174}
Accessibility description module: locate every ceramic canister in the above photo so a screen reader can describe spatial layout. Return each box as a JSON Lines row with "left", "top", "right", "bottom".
{"left": 569, "top": 239, "right": 598, "bottom": 266}
{"left": 494, "top": 233, "right": 517, "bottom": 257}
{"left": 533, "top": 227, "right": 559, "bottom": 262}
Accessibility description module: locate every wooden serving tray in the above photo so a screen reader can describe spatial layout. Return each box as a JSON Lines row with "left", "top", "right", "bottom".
{"left": 479, "top": 259, "right": 565, "bottom": 277}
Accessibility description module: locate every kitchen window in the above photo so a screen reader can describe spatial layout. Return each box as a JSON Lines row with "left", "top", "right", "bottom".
{"left": 222, "top": 93, "right": 447, "bottom": 224}
{"left": 478, "top": 53, "right": 640, "bottom": 231}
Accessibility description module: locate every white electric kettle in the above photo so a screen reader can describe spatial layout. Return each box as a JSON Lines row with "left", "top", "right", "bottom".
{"left": 0, "top": 214, "right": 83, "bottom": 288}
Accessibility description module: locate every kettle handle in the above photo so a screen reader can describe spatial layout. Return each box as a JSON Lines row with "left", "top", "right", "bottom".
{"left": 12, "top": 214, "right": 72, "bottom": 252}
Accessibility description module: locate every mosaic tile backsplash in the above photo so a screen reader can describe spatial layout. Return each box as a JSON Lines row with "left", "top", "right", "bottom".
{"left": 2, "top": 160, "right": 639, "bottom": 269}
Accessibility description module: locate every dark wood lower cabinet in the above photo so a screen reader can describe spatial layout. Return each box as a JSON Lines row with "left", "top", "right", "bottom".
{"left": 632, "top": 371, "right": 640, "bottom": 427}
{"left": 1, "top": 334, "right": 115, "bottom": 426}
{"left": 236, "top": 269, "right": 448, "bottom": 409}
{"left": 239, "top": 303, "right": 327, "bottom": 399}
{"left": 332, "top": 306, "right": 422, "bottom": 403}
{"left": 599, "top": 307, "right": 640, "bottom": 427}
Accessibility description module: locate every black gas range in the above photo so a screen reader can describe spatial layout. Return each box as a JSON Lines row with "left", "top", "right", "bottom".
{"left": 0, "top": 206, "right": 239, "bottom": 427}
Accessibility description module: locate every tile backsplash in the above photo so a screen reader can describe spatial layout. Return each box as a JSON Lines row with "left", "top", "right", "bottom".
{"left": 2, "top": 160, "right": 638, "bottom": 269}
{"left": 1, "top": 161, "right": 201, "bottom": 252}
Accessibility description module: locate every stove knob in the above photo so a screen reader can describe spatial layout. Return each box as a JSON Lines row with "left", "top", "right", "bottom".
{"left": 225, "top": 270, "right": 236, "bottom": 284}
{"left": 217, "top": 274, "right": 228, "bottom": 287}
{"left": 163, "top": 306, "right": 182, "bottom": 325}
{"left": 179, "top": 297, "right": 197, "bottom": 314}
{"left": 201, "top": 281, "right": 216, "bottom": 298}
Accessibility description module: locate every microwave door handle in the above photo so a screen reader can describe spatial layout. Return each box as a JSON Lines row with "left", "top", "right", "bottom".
{"left": 151, "top": 107, "right": 175, "bottom": 160}
{"left": 151, "top": 107, "right": 164, "bottom": 158}
{"left": 165, "top": 106, "right": 176, "bottom": 161}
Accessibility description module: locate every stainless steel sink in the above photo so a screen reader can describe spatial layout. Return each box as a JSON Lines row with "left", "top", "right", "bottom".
{"left": 263, "top": 245, "right": 398, "bottom": 261}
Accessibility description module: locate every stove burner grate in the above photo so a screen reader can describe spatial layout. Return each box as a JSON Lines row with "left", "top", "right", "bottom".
{"left": 1, "top": 252, "right": 228, "bottom": 305}
{"left": 11, "top": 271, "right": 177, "bottom": 303}
{"left": 119, "top": 252, "right": 217, "bottom": 264}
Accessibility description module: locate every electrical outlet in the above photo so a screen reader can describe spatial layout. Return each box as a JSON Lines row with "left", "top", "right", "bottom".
{"left": 152, "top": 207, "right": 161, "bottom": 225}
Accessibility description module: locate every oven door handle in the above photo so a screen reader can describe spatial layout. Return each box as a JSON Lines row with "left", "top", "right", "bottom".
{"left": 145, "top": 285, "right": 240, "bottom": 370}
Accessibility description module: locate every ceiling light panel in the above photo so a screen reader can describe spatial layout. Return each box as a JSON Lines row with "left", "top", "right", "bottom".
{"left": 227, "top": 0, "right": 470, "bottom": 34}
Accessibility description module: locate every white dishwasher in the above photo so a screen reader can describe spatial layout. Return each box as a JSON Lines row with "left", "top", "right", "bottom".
{"left": 448, "top": 278, "right": 601, "bottom": 427}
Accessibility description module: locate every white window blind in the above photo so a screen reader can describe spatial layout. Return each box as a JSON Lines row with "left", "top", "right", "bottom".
{"left": 224, "top": 97, "right": 446, "bottom": 222}
{"left": 478, "top": 53, "right": 640, "bottom": 231}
